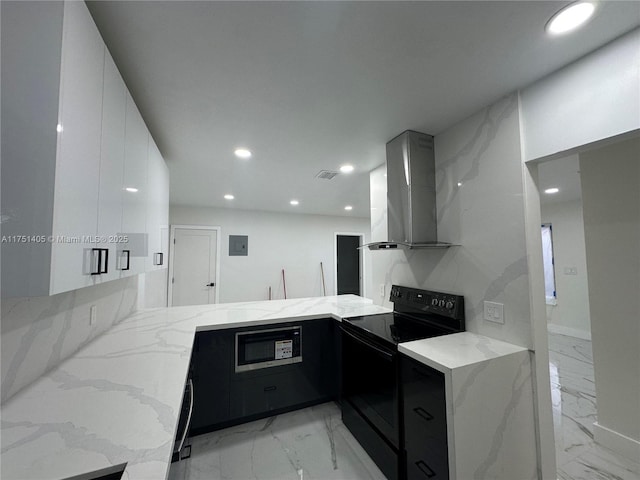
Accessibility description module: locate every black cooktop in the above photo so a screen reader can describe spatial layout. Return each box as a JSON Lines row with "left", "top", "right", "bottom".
{"left": 342, "top": 285, "right": 465, "bottom": 349}
{"left": 342, "top": 312, "right": 448, "bottom": 346}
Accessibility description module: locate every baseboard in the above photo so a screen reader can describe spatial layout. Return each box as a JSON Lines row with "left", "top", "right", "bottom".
{"left": 547, "top": 323, "right": 591, "bottom": 341}
{"left": 593, "top": 422, "right": 640, "bottom": 462}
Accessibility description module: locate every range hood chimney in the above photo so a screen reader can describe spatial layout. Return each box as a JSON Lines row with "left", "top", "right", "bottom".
{"left": 364, "top": 130, "right": 454, "bottom": 250}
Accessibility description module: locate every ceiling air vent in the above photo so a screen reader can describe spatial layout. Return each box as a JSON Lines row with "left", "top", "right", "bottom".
{"left": 315, "top": 170, "right": 339, "bottom": 180}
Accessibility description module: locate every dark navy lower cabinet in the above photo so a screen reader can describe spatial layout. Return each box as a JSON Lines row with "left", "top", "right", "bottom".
{"left": 190, "top": 318, "right": 339, "bottom": 436}
{"left": 401, "top": 354, "right": 449, "bottom": 480}
{"left": 189, "top": 329, "right": 234, "bottom": 435}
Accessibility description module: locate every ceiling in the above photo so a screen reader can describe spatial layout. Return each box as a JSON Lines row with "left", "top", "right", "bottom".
{"left": 538, "top": 154, "right": 582, "bottom": 205}
{"left": 87, "top": 1, "right": 640, "bottom": 218}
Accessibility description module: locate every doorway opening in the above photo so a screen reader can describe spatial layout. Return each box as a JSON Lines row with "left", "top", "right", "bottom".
{"left": 531, "top": 134, "right": 640, "bottom": 477}
{"left": 334, "top": 233, "right": 364, "bottom": 296}
{"left": 168, "top": 225, "right": 221, "bottom": 306}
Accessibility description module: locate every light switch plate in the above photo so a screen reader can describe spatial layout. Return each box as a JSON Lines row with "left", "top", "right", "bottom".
{"left": 379, "top": 284, "right": 385, "bottom": 298}
{"left": 484, "top": 301, "right": 504, "bottom": 324}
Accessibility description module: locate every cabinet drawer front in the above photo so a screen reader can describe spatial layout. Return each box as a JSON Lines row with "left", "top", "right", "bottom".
{"left": 402, "top": 362, "right": 447, "bottom": 429}
{"left": 230, "top": 368, "right": 316, "bottom": 419}
{"left": 404, "top": 405, "right": 447, "bottom": 450}
{"left": 402, "top": 356, "right": 449, "bottom": 479}
{"left": 406, "top": 450, "right": 449, "bottom": 480}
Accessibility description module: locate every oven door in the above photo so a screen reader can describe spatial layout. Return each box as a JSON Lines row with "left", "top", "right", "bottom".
{"left": 341, "top": 323, "right": 399, "bottom": 448}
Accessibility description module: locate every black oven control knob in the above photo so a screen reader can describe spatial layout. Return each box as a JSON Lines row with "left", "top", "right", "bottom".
{"left": 438, "top": 299, "right": 446, "bottom": 308}
{"left": 431, "top": 298, "right": 438, "bottom": 307}
{"left": 446, "top": 301, "right": 454, "bottom": 310}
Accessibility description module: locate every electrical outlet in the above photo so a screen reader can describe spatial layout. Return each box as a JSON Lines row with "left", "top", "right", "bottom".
{"left": 484, "top": 301, "right": 504, "bottom": 324}
{"left": 90, "top": 305, "right": 97, "bottom": 326}
{"left": 564, "top": 267, "right": 578, "bottom": 275}
{"left": 379, "top": 284, "right": 385, "bottom": 298}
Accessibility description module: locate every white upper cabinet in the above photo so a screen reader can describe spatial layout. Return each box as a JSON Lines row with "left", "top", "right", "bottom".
{"left": 95, "top": 51, "right": 127, "bottom": 284}
{"left": 1, "top": 1, "right": 169, "bottom": 298}
{"left": 159, "top": 160, "right": 170, "bottom": 270}
{"left": 49, "top": 1, "right": 105, "bottom": 295}
{"left": 146, "top": 137, "right": 170, "bottom": 271}
{"left": 121, "top": 94, "right": 149, "bottom": 278}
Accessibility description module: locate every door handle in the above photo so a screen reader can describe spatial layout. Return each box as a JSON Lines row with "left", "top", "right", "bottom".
{"left": 206, "top": 282, "right": 215, "bottom": 287}
{"left": 91, "top": 248, "right": 109, "bottom": 275}
{"left": 120, "top": 250, "right": 131, "bottom": 271}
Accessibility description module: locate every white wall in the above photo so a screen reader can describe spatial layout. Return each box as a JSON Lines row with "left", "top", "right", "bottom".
{"left": 1, "top": 276, "right": 138, "bottom": 403}
{"left": 370, "top": 94, "right": 534, "bottom": 349}
{"left": 579, "top": 137, "right": 640, "bottom": 458}
{"left": 520, "top": 28, "right": 640, "bottom": 162}
{"left": 541, "top": 199, "right": 591, "bottom": 339}
{"left": 170, "top": 206, "right": 371, "bottom": 304}
{"left": 519, "top": 28, "right": 640, "bottom": 466}
{"left": 369, "top": 93, "right": 551, "bottom": 476}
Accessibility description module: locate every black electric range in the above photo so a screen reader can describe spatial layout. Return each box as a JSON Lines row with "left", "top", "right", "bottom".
{"left": 340, "top": 285, "right": 465, "bottom": 480}
{"left": 342, "top": 285, "right": 465, "bottom": 348}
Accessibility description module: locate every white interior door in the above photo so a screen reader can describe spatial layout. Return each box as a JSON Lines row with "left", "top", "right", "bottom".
{"left": 172, "top": 227, "right": 218, "bottom": 306}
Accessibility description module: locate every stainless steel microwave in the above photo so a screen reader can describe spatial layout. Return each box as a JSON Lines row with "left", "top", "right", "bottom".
{"left": 235, "top": 325, "right": 302, "bottom": 373}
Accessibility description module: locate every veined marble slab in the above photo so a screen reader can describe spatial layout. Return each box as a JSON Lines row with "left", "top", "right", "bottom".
{"left": 399, "top": 331, "right": 529, "bottom": 372}
{"left": 0, "top": 295, "right": 389, "bottom": 480}
{"left": 169, "top": 402, "right": 386, "bottom": 480}
{"left": 400, "top": 333, "right": 538, "bottom": 480}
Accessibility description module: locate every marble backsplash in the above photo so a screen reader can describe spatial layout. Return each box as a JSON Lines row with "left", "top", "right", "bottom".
{"left": 370, "top": 93, "right": 533, "bottom": 349}
{"left": 138, "top": 268, "right": 169, "bottom": 309}
{"left": 1, "top": 276, "right": 138, "bottom": 403}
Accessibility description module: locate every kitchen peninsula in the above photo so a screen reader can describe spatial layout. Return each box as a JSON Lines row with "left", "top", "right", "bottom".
{"left": 1, "top": 295, "right": 537, "bottom": 480}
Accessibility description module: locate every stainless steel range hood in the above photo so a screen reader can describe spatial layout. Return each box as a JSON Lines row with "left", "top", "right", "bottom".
{"left": 364, "top": 130, "right": 454, "bottom": 250}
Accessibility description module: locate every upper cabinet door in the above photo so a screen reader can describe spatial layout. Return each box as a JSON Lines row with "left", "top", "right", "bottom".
{"left": 96, "top": 51, "right": 126, "bottom": 284}
{"left": 145, "top": 137, "right": 166, "bottom": 271}
{"left": 159, "top": 159, "right": 170, "bottom": 269}
{"left": 50, "top": 1, "right": 105, "bottom": 295}
{"left": 121, "top": 93, "right": 149, "bottom": 277}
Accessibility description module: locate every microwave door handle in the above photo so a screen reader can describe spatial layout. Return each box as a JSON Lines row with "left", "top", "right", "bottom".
{"left": 341, "top": 326, "right": 394, "bottom": 361}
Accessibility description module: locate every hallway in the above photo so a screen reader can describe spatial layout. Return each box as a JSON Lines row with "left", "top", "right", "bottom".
{"left": 549, "top": 332, "right": 640, "bottom": 480}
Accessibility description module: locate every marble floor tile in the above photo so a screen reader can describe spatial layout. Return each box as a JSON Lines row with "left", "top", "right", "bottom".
{"left": 548, "top": 332, "right": 640, "bottom": 480}
{"left": 168, "top": 402, "right": 387, "bottom": 480}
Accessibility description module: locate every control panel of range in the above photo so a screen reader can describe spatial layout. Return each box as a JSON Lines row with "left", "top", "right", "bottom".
{"left": 390, "top": 284, "right": 465, "bottom": 320}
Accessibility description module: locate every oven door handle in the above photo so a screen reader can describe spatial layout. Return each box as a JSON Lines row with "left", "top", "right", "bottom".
{"left": 177, "top": 378, "right": 194, "bottom": 453}
{"left": 340, "top": 325, "right": 394, "bottom": 361}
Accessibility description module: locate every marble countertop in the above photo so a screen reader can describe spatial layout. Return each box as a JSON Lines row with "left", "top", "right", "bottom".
{"left": 399, "top": 331, "right": 529, "bottom": 372}
{"left": 0, "top": 295, "right": 389, "bottom": 480}
{"left": 1, "top": 295, "right": 530, "bottom": 480}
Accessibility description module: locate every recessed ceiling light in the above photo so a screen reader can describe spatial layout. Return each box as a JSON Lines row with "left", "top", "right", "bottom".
{"left": 344, "top": 205, "right": 353, "bottom": 211}
{"left": 124, "top": 187, "right": 138, "bottom": 193}
{"left": 234, "top": 148, "right": 252, "bottom": 159}
{"left": 56, "top": 124, "right": 63, "bottom": 133}
{"left": 457, "top": 182, "right": 463, "bottom": 187}
{"left": 544, "top": 187, "right": 560, "bottom": 194}
{"left": 290, "top": 200, "right": 299, "bottom": 206}
{"left": 340, "top": 164, "right": 354, "bottom": 174}
{"left": 546, "top": 1, "right": 596, "bottom": 36}
{"left": 224, "top": 194, "right": 235, "bottom": 200}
